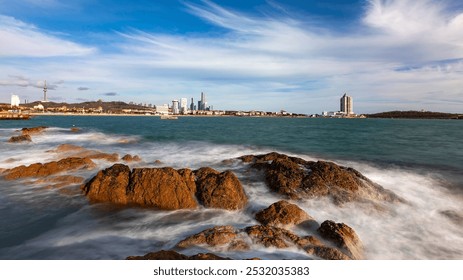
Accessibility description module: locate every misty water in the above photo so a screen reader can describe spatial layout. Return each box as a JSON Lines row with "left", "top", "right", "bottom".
{"left": 0, "top": 116, "right": 462, "bottom": 259}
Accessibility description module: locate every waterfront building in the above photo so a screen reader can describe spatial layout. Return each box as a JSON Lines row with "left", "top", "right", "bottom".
{"left": 155, "top": 104, "right": 169, "bottom": 115}
{"left": 172, "top": 100, "right": 179, "bottom": 115}
{"left": 190, "top": 98, "right": 195, "bottom": 111}
{"left": 199, "top": 92, "right": 207, "bottom": 110}
{"left": 180, "top": 98, "right": 188, "bottom": 114}
{"left": 340, "top": 93, "right": 353, "bottom": 115}
{"left": 10, "top": 95, "right": 20, "bottom": 107}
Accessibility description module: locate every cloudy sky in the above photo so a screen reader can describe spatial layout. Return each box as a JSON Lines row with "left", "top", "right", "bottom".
{"left": 1, "top": 0, "right": 462, "bottom": 114}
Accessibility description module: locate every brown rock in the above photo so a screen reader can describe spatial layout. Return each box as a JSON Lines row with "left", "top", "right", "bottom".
{"left": 195, "top": 167, "right": 247, "bottom": 210}
{"left": 83, "top": 165, "right": 198, "bottom": 210}
{"left": 70, "top": 127, "right": 80, "bottom": 132}
{"left": 8, "top": 135, "right": 32, "bottom": 143}
{"left": 3, "top": 157, "right": 96, "bottom": 180}
{"left": 317, "top": 220, "right": 364, "bottom": 260}
{"left": 50, "top": 144, "right": 119, "bottom": 162}
{"left": 83, "top": 164, "right": 131, "bottom": 204}
{"left": 128, "top": 167, "right": 198, "bottom": 210}
{"left": 122, "top": 154, "right": 141, "bottom": 162}
{"left": 255, "top": 200, "right": 313, "bottom": 227}
{"left": 244, "top": 225, "right": 301, "bottom": 249}
{"left": 176, "top": 226, "right": 243, "bottom": 249}
{"left": 127, "top": 250, "right": 189, "bottom": 260}
{"left": 305, "top": 246, "right": 351, "bottom": 260}
{"left": 37, "top": 175, "right": 85, "bottom": 189}
{"left": 126, "top": 250, "right": 230, "bottom": 260}
{"left": 21, "top": 126, "right": 48, "bottom": 135}
{"left": 239, "top": 152, "right": 402, "bottom": 205}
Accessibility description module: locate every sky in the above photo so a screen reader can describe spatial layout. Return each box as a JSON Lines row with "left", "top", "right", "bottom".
{"left": 0, "top": 0, "right": 463, "bottom": 114}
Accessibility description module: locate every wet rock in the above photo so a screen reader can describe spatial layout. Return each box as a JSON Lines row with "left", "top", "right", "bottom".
{"left": 255, "top": 200, "right": 314, "bottom": 227}
{"left": 83, "top": 164, "right": 198, "bottom": 210}
{"left": 126, "top": 250, "right": 231, "bottom": 260}
{"left": 70, "top": 127, "right": 80, "bottom": 132}
{"left": 176, "top": 226, "right": 247, "bottom": 250}
{"left": 239, "top": 152, "right": 402, "bottom": 205}
{"left": 128, "top": 167, "right": 198, "bottom": 210}
{"left": 440, "top": 210, "right": 463, "bottom": 225}
{"left": 8, "top": 135, "right": 32, "bottom": 143}
{"left": 3, "top": 157, "right": 96, "bottom": 180}
{"left": 305, "top": 246, "right": 351, "bottom": 260}
{"left": 244, "top": 225, "right": 301, "bottom": 249}
{"left": 317, "top": 220, "right": 364, "bottom": 260}
{"left": 50, "top": 144, "right": 119, "bottom": 162}
{"left": 36, "top": 175, "right": 85, "bottom": 189}
{"left": 82, "top": 164, "right": 131, "bottom": 204}
{"left": 21, "top": 126, "right": 48, "bottom": 135}
{"left": 122, "top": 154, "right": 141, "bottom": 162}
{"left": 195, "top": 167, "right": 248, "bottom": 210}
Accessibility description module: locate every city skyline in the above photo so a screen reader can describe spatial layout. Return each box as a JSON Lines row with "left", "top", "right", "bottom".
{"left": 1, "top": 0, "right": 463, "bottom": 114}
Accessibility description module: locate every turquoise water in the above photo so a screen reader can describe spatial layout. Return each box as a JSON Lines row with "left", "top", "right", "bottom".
{"left": 0, "top": 116, "right": 462, "bottom": 259}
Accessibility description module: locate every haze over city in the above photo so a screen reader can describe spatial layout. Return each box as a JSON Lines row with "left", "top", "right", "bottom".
{"left": 1, "top": 0, "right": 463, "bottom": 114}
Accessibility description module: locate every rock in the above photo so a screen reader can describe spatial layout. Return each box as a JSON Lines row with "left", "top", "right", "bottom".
{"left": 3, "top": 157, "right": 96, "bottom": 180}
{"left": 21, "top": 126, "right": 48, "bottom": 135}
{"left": 176, "top": 226, "right": 247, "bottom": 250}
{"left": 305, "top": 246, "right": 351, "bottom": 260}
{"left": 317, "top": 220, "right": 364, "bottom": 260}
{"left": 70, "top": 127, "right": 80, "bottom": 132}
{"left": 255, "top": 200, "right": 314, "bottom": 227}
{"left": 8, "top": 135, "right": 32, "bottom": 143}
{"left": 440, "top": 210, "right": 463, "bottom": 225}
{"left": 244, "top": 225, "right": 301, "bottom": 249}
{"left": 127, "top": 250, "right": 188, "bottom": 260}
{"left": 83, "top": 164, "right": 198, "bottom": 210}
{"left": 128, "top": 167, "right": 198, "bottom": 210}
{"left": 126, "top": 250, "right": 231, "bottom": 260}
{"left": 239, "top": 152, "right": 402, "bottom": 205}
{"left": 153, "top": 160, "right": 163, "bottom": 165}
{"left": 195, "top": 167, "right": 247, "bottom": 210}
{"left": 122, "top": 154, "right": 141, "bottom": 162}
{"left": 50, "top": 144, "right": 119, "bottom": 162}
{"left": 83, "top": 164, "right": 131, "bottom": 204}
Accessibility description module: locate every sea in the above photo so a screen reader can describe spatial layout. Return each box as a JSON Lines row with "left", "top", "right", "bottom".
{"left": 0, "top": 115, "right": 462, "bottom": 260}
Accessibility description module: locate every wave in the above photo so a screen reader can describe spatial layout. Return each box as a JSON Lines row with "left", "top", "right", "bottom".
{"left": 0, "top": 127, "right": 462, "bottom": 259}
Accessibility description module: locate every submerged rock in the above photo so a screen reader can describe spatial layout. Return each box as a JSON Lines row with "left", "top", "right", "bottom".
{"left": 3, "top": 157, "right": 96, "bottom": 180}
{"left": 195, "top": 167, "right": 247, "bottom": 210}
{"left": 176, "top": 225, "right": 248, "bottom": 250}
{"left": 21, "top": 126, "right": 48, "bottom": 135}
{"left": 50, "top": 144, "right": 119, "bottom": 162}
{"left": 8, "top": 135, "right": 32, "bottom": 143}
{"left": 83, "top": 164, "right": 247, "bottom": 210}
{"left": 122, "top": 154, "right": 141, "bottom": 162}
{"left": 255, "top": 200, "right": 314, "bottom": 227}
{"left": 239, "top": 152, "right": 403, "bottom": 205}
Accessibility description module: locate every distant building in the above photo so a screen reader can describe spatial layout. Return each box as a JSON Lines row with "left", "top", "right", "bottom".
{"left": 155, "top": 104, "right": 169, "bottom": 115}
{"left": 340, "top": 93, "right": 353, "bottom": 115}
{"left": 199, "top": 92, "right": 207, "bottom": 110}
{"left": 172, "top": 100, "right": 179, "bottom": 114}
{"left": 42, "top": 80, "right": 48, "bottom": 102}
{"left": 190, "top": 98, "right": 195, "bottom": 111}
{"left": 180, "top": 98, "right": 188, "bottom": 114}
{"left": 10, "top": 95, "right": 20, "bottom": 107}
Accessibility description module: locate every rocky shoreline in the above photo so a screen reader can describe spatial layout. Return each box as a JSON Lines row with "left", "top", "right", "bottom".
{"left": 1, "top": 126, "right": 407, "bottom": 260}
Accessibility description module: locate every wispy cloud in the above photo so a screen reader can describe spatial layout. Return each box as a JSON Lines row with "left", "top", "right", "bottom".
{"left": 0, "top": 15, "right": 95, "bottom": 57}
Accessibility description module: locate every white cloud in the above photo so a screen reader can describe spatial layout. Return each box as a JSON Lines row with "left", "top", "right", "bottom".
{"left": 0, "top": 15, "right": 95, "bottom": 57}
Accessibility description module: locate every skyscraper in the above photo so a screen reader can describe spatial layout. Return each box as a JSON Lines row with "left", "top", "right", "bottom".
{"left": 200, "top": 92, "right": 207, "bottom": 110}
{"left": 190, "top": 98, "right": 194, "bottom": 111}
{"left": 340, "top": 93, "right": 353, "bottom": 115}
{"left": 180, "top": 98, "right": 188, "bottom": 114}
{"left": 172, "top": 100, "right": 179, "bottom": 115}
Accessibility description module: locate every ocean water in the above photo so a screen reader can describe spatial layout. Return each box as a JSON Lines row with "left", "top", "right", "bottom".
{"left": 0, "top": 115, "right": 462, "bottom": 259}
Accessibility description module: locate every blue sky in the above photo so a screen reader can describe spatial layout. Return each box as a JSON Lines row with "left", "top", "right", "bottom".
{"left": 1, "top": 0, "right": 463, "bottom": 113}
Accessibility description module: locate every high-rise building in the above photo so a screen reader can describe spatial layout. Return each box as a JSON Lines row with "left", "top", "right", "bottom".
{"left": 190, "top": 98, "right": 195, "bottom": 111}
{"left": 172, "top": 100, "right": 179, "bottom": 114}
{"left": 340, "top": 93, "right": 353, "bottom": 115}
{"left": 200, "top": 92, "right": 207, "bottom": 110}
{"left": 11, "top": 95, "right": 20, "bottom": 107}
{"left": 180, "top": 98, "right": 188, "bottom": 114}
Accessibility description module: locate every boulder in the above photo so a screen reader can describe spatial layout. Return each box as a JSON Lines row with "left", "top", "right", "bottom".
{"left": 317, "top": 220, "right": 364, "bottom": 260}
{"left": 83, "top": 164, "right": 198, "bottom": 210}
{"left": 176, "top": 226, "right": 246, "bottom": 250}
{"left": 244, "top": 225, "right": 301, "bottom": 249}
{"left": 36, "top": 175, "right": 85, "bottom": 189}
{"left": 3, "top": 157, "right": 96, "bottom": 180}
{"left": 128, "top": 167, "right": 198, "bottom": 210}
{"left": 195, "top": 167, "right": 247, "bottom": 210}
{"left": 122, "top": 154, "right": 141, "bottom": 162}
{"left": 255, "top": 200, "right": 314, "bottom": 227}
{"left": 21, "top": 126, "right": 48, "bottom": 135}
{"left": 239, "top": 152, "right": 402, "bottom": 205}
{"left": 126, "top": 250, "right": 231, "bottom": 260}
{"left": 8, "top": 135, "right": 32, "bottom": 143}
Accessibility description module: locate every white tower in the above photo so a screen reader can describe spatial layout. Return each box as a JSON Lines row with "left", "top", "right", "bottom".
{"left": 43, "top": 80, "right": 48, "bottom": 102}
{"left": 11, "top": 95, "right": 20, "bottom": 107}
